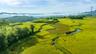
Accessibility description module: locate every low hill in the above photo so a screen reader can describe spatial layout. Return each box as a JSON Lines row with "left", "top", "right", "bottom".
{"left": 0, "top": 16, "right": 35, "bottom": 23}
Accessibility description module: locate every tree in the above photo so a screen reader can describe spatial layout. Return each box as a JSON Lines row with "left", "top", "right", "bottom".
{"left": 30, "top": 25, "right": 35, "bottom": 34}
{"left": 0, "top": 34, "right": 6, "bottom": 50}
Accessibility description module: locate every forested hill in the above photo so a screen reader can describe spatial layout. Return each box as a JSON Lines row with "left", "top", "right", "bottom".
{"left": 0, "top": 16, "right": 35, "bottom": 23}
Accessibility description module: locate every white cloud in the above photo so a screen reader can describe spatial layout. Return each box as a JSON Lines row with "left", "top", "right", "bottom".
{"left": 0, "top": 0, "right": 21, "bottom": 6}
{"left": 0, "top": 0, "right": 96, "bottom": 15}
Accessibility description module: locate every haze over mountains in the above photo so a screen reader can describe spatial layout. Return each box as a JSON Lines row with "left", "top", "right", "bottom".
{"left": 81, "top": 10, "right": 96, "bottom": 16}
{"left": 0, "top": 11, "right": 92, "bottom": 18}
{"left": 0, "top": 9, "right": 96, "bottom": 19}
{"left": 0, "top": 12, "right": 44, "bottom": 18}
{"left": 0, "top": 12, "right": 66, "bottom": 22}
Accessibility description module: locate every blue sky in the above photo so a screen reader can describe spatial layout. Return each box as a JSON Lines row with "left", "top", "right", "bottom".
{"left": 0, "top": 0, "right": 96, "bottom": 15}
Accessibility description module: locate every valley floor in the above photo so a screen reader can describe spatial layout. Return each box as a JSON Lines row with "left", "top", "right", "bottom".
{"left": 2, "top": 17, "right": 96, "bottom": 54}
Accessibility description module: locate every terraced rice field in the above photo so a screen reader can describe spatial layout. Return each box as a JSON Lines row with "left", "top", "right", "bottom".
{"left": 2, "top": 17, "right": 96, "bottom": 54}
{"left": 21, "top": 17, "right": 96, "bottom": 54}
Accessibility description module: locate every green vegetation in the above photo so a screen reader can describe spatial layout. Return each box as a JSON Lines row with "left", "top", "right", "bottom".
{"left": 68, "top": 15, "right": 85, "bottom": 19}
{"left": 0, "top": 16, "right": 96, "bottom": 54}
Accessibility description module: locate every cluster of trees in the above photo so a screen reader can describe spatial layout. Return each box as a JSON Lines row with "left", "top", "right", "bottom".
{"left": 0, "top": 24, "right": 35, "bottom": 51}
{"left": 0, "top": 23, "right": 47, "bottom": 51}
{"left": 68, "top": 15, "right": 85, "bottom": 19}
{"left": 37, "top": 15, "right": 85, "bottom": 20}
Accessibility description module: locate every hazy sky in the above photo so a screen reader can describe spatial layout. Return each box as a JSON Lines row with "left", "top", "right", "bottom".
{"left": 0, "top": 0, "right": 96, "bottom": 15}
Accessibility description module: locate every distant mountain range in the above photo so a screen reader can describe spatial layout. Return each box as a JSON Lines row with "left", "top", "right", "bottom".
{"left": 0, "top": 11, "right": 96, "bottom": 18}
{"left": 0, "top": 12, "right": 45, "bottom": 18}
{"left": 0, "top": 11, "right": 96, "bottom": 23}
{"left": 0, "top": 12, "right": 66, "bottom": 22}
{"left": 0, "top": 12, "right": 43, "bottom": 15}
{"left": 0, "top": 12, "right": 68, "bottom": 18}
{"left": 80, "top": 10, "right": 96, "bottom": 16}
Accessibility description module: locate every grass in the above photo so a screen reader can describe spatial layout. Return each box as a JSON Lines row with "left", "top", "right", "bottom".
{"left": 21, "top": 45, "right": 63, "bottom": 54}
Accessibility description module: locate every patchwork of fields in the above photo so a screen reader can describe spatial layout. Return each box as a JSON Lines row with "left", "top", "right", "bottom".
{"left": 0, "top": 17, "right": 96, "bottom": 54}
{"left": 21, "top": 17, "right": 96, "bottom": 54}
